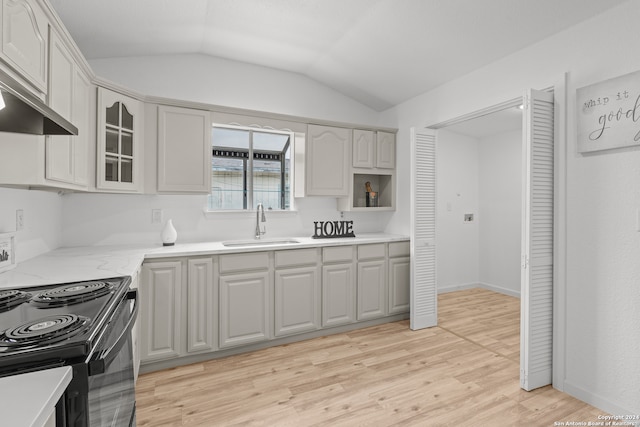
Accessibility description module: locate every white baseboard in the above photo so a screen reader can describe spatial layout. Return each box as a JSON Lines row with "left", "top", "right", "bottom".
{"left": 478, "top": 281, "right": 520, "bottom": 298}
{"left": 563, "top": 380, "right": 639, "bottom": 416}
{"left": 437, "top": 282, "right": 478, "bottom": 294}
{"left": 438, "top": 282, "right": 520, "bottom": 298}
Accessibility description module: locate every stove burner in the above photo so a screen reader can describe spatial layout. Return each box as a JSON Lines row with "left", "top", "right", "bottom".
{"left": 0, "top": 290, "right": 32, "bottom": 312}
{"left": 0, "top": 314, "right": 90, "bottom": 348}
{"left": 31, "top": 281, "right": 114, "bottom": 307}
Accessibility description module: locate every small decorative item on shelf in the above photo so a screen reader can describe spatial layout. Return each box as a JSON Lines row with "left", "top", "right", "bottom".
{"left": 161, "top": 219, "right": 177, "bottom": 246}
{"left": 365, "top": 181, "right": 378, "bottom": 207}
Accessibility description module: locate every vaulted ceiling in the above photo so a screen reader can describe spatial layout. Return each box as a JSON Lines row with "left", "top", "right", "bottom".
{"left": 49, "top": 0, "right": 628, "bottom": 111}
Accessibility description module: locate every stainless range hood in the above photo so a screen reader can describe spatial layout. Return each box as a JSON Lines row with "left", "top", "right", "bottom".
{"left": 0, "top": 68, "right": 78, "bottom": 136}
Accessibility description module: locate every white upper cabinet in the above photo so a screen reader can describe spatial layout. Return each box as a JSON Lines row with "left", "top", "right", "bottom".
{"left": 376, "top": 131, "right": 395, "bottom": 169}
{"left": 97, "top": 87, "right": 143, "bottom": 192}
{"left": 157, "top": 105, "right": 211, "bottom": 193}
{"left": 305, "top": 124, "right": 350, "bottom": 197}
{"left": 352, "top": 129, "right": 374, "bottom": 169}
{"left": 352, "top": 130, "right": 395, "bottom": 170}
{"left": 339, "top": 129, "right": 396, "bottom": 211}
{"left": 0, "top": 0, "right": 49, "bottom": 93}
{"left": 45, "top": 28, "right": 90, "bottom": 188}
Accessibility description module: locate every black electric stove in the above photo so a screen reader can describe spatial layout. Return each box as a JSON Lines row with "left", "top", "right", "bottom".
{"left": 0, "top": 276, "right": 137, "bottom": 427}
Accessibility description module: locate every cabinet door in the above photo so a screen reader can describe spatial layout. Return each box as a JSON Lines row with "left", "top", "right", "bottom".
{"left": 1, "top": 0, "right": 48, "bottom": 92}
{"left": 140, "top": 261, "right": 182, "bottom": 362}
{"left": 71, "top": 69, "right": 91, "bottom": 186}
{"left": 306, "top": 124, "right": 350, "bottom": 196}
{"left": 322, "top": 263, "right": 355, "bottom": 327}
{"left": 187, "top": 258, "right": 215, "bottom": 353}
{"left": 388, "top": 256, "right": 410, "bottom": 314}
{"left": 129, "top": 269, "right": 141, "bottom": 382}
{"left": 376, "top": 131, "right": 395, "bottom": 169}
{"left": 45, "top": 29, "right": 74, "bottom": 184}
{"left": 97, "top": 87, "right": 143, "bottom": 192}
{"left": 158, "top": 105, "right": 211, "bottom": 193}
{"left": 352, "top": 129, "right": 374, "bottom": 168}
{"left": 219, "top": 271, "right": 270, "bottom": 348}
{"left": 357, "top": 259, "right": 386, "bottom": 320}
{"left": 274, "top": 266, "right": 320, "bottom": 337}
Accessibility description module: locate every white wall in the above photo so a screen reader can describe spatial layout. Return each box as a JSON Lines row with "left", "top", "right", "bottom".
{"left": 436, "top": 128, "right": 521, "bottom": 296}
{"left": 60, "top": 194, "right": 392, "bottom": 246}
{"left": 436, "top": 130, "right": 479, "bottom": 291}
{"left": 0, "top": 188, "right": 62, "bottom": 262}
{"left": 478, "top": 130, "right": 521, "bottom": 295}
{"left": 89, "top": 53, "right": 386, "bottom": 127}
{"left": 382, "top": 0, "right": 640, "bottom": 415}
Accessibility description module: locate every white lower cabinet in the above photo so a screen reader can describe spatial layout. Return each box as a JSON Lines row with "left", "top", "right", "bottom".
{"left": 322, "top": 246, "right": 356, "bottom": 327}
{"left": 129, "top": 269, "right": 141, "bottom": 382}
{"left": 219, "top": 252, "right": 271, "bottom": 349}
{"left": 140, "top": 240, "right": 409, "bottom": 370}
{"left": 388, "top": 257, "right": 410, "bottom": 314}
{"left": 187, "top": 257, "right": 216, "bottom": 353}
{"left": 219, "top": 270, "right": 271, "bottom": 348}
{"left": 388, "top": 241, "right": 410, "bottom": 315}
{"left": 140, "top": 261, "right": 182, "bottom": 362}
{"left": 357, "top": 244, "right": 387, "bottom": 321}
{"left": 140, "top": 257, "right": 216, "bottom": 365}
{"left": 274, "top": 249, "right": 321, "bottom": 337}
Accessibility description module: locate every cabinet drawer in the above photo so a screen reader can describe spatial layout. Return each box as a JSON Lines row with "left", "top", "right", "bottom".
{"left": 275, "top": 248, "right": 318, "bottom": 268}
{"left": 220, "top": 252, "right": 269, "bottom": 273}
{"left": 389, "top": 241, "right": 410, "bottom": 258}
{"left": 358, "top": 244, "right": 385, "bottom": 260}
{"left": 323, "top": 246, "right": 354, "bottom": 263}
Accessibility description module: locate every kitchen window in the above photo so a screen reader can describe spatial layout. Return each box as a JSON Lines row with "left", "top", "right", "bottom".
{"left": 209, "top": 125, "right": 292, "bottom": 211}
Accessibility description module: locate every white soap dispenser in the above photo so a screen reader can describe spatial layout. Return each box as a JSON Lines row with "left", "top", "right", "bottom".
{"left": 161, "top": 219, "right": 177, "bottom": 246}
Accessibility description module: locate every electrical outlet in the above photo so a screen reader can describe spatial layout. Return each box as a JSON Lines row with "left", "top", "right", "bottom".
{"left": 16, "top": 209, "right": 24, "bottom": 230}
{"left": 151, "top": 209, "right": 162, "bottom": 224}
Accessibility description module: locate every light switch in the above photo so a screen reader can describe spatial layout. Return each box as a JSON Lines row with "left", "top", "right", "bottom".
{"left": 464, "top": 213, "right": 474, "bottom": 222}
{"left": 447, "top": 202, "right": 452, "bottom": 212}
{"left": 152, "top": 209, "right": 163, "bottom": 224}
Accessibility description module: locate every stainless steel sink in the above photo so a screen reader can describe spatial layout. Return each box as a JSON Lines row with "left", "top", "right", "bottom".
{"left": 222, "top": 239, "right": 300, "bottom": 248}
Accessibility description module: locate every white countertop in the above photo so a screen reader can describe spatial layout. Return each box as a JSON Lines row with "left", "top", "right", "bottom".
{"left": 0, "top": 233, "right": 409, "bottom": 289}
{"left": 0, "top": 366, "right": 72, "bottom": 427}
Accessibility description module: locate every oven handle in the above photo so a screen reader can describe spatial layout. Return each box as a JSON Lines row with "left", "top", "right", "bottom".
{"left": 88, "top": 289, "right": 139, "bottom": 376}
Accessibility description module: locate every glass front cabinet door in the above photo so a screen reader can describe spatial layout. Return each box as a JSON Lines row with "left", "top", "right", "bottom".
{"left": 97, "top": 87, "right": 143, "bottom": 192}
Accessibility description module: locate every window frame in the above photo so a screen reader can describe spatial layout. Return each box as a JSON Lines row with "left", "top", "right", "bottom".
{"left": 209, "top": 123, "right": 294, "bottom": 212}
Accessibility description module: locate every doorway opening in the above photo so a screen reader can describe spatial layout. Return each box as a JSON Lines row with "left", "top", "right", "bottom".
{"left": 434, "top": 105, "right": 523, "bottom": 299}
{"left": 410, "top": 89, "right": 558, "bottom": 392}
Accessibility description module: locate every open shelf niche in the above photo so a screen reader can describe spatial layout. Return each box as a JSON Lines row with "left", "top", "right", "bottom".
{"left": 337, "top": 171, "right": 395, "bottom": 211}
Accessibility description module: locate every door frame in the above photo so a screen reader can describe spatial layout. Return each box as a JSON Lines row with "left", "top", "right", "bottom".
{"left": 421, "top": 74, "right": 567, "bottom": 390}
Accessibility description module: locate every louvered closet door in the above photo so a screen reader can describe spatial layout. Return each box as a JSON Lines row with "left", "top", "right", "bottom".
{"left": 521, "top": 89, "right": 554, "bottom": 391}
{"left": 410, "top": 128, "right": 437, "bottom": 330}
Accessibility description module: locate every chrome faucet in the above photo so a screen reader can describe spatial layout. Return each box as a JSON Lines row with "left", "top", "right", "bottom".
{"left": 255, "top": 203, "right": 266, "bottom": 239}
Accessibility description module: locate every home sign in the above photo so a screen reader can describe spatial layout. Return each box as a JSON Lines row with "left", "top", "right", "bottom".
{"left": 312, "top": 220, "right": 355, "bottom": 239}
{"left": 577, "top": 69, "right": 640, "bottom": 153}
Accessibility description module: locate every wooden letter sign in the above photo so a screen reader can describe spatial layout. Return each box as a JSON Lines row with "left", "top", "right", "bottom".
{"left": 312, "top": 221, "right": 355, "bottom": 239}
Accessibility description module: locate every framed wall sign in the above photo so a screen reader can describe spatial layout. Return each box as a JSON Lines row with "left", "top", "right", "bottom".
{"left": 0, "top": 232, "right": 16, "bottom": 273}
{"left": 577, "top": 69, "right": 640, "bottom": 153}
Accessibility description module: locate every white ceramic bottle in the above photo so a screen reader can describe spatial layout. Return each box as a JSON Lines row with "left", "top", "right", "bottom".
{"left": 161, "top": 219, "right": 177, "bottom": 246}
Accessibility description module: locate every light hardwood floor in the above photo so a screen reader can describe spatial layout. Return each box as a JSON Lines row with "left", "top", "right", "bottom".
{"left": 136, "top": 288, "right": 605, "bottom": 426}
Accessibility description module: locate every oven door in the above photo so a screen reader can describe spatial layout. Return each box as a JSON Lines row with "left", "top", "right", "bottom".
{"left": 87, "top": 289, "right": 139, "bottom": 427}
